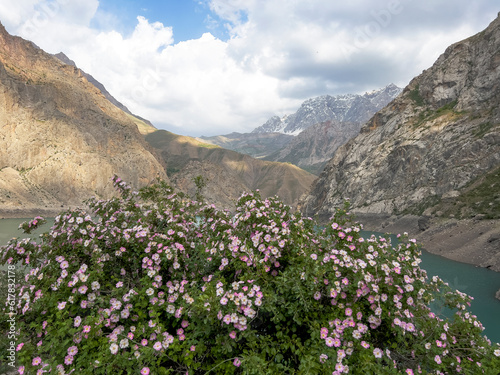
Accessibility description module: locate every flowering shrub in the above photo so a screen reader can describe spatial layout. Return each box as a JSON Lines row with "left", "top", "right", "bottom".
{"left": 1, "top": 176, "right": 500, "bottom": 374}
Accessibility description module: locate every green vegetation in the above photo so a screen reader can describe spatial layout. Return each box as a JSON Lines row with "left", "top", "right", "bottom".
{"left": 408, "top": 84, "right": 425, "bottom": 107}
{"left": 398, "top": 195, "right": 442, "bottom": 216}
{"left": 197, "top": 143, "right": 220, "bottom": 149}
{"left": 473, "top": 121, "right": 500, "bottom": 139}
{"left": 1, "top": 177, "right": 500, "bottom": 374}
{"left": 433, "top": 166, "right": 500, "bottom": 219}
{"left": 193, "top": 174, "right": 206, "bottom": 202}
{"left": 411, "top": 100, "right": 466, "bottom": 130}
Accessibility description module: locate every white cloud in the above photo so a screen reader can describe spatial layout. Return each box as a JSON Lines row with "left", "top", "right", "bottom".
{"left": 0, "top": 0, "right": 498, "bottom": 136}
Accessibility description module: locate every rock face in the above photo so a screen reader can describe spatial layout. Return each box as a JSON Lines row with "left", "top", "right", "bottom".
{"left": 0, "top": 22, "right": 167, "bottom": 216}
{"left": 301, "top": 15, "right": 500, "bottom": 220}
{"left": 252, "top": 84, "right": 401, "bottom": 135}
{"left": 145, "top": 130, "right": 316, "bottom": 210}
{"left": 263, "top": 120, "right": 362, "bottom": 175}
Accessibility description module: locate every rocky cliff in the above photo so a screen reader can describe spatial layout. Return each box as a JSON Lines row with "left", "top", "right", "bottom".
{"left": 145, "top": 130, "right": 316, "bottom": 210}
{"left": 301, "top": 14, "right": 500, "bottom": 221}
{"left": 0, "top": 22, "right": 167, "bottom": 216}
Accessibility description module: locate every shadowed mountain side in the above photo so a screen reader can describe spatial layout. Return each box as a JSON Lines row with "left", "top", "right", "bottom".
{"left": 263, "top": 120, "right": 362, "bottom": 175}
{"left": 145, "top": 130, "right": 316, "bottom": 210}
{"left": 197, "top": 132, "right": 294, "bottom": 159}
{"left": 0, "top": 22, "right": 167, "bottom": 217}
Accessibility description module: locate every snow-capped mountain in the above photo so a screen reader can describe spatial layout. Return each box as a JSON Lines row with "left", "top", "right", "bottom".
{"left": 252, "top": 84, "right": 402, "bottom": 135}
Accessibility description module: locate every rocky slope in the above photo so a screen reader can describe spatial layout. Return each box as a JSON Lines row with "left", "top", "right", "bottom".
{"left": 0, "top": 22, "right": 167, "bottom": 217}
{"left": 53, "top": 52, "right": 156, "bottom": 135}
{"left": 252, "top": 84, "right": 401, "bottom": 135}
{"left": 300, "top": 14, "right": 500, "bottom": 271}
{"left": 263, "top": 120, "right": 362, "bottom": 175}
{"left": 145, "top": 130, "right": 316, "bottom": 210}
{"left": 302, "top": 14, "right": 500, "bottom": 220}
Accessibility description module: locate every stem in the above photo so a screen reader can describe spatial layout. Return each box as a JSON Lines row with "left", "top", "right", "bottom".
{"left": 204, "top": 357, "right": 239, "bottom": 374}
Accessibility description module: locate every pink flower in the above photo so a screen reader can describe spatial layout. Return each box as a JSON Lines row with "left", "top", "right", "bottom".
{"left": 74, "top": 316, "right": 82, "bottom": 327}
{"left": 18, "top": 366, "right": 25, "bottom": 374}
{"left": 140, "top": 367, "right": 150, "bottom": 375}
{"left": 67, "top": 346, "right": 78, "bottom": 356}
{"left": 64, "top": 355, "right": 73, "bottom": 365}
{"left": 229, "top": 331, "right": 236, "bottom": 339}
{"left": 32, "top": 357, "right": 42, "bottom": 366}
{"left": 373, "top": 348, "right": 383, "bottom": 358}
{"left": 320, "top": 327, "right": 328, "bottom": 339}
{"left": 78, "top": 285, "right": 88, "bottom": 294}
{"left": 325, "top": 337, "right": 334, "bottom": 347}
{"left": 153, "top": 341, "right": 162, "bottom": 351}
{"left": 233, "top": 358, "right": 241, "bottom": 367}
{"left": 435, "top": 355, "right": 442, "bottom": 364}
{"left": 141, "top": 339, "right": 148, "bottom": 346}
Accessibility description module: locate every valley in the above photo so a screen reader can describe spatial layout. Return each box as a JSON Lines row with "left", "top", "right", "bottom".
{"left": 0, "top": 14, "right": 499, "bottom": 276}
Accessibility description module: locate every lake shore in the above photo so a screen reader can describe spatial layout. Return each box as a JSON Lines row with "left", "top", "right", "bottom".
{"left": 355, "top": 213, "right": 500, "bottom": 273}
{"left": 0, "top": 206, "right": 75, "bottom": 219}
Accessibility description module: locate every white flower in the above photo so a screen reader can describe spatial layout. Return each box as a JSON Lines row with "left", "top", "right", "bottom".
{"left": 110, "top": 343, "right": 119, "bottom": 354}
{"left": 119, "top": 339, "right": 129, "bottom": 349}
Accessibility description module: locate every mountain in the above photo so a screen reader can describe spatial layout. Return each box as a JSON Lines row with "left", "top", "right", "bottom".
{"left": 0, "top": 22, "right": 167, "bottom": 217}
{"left": 263, "top": 120, "right": 362, "bottom": 175}
{"left": 252, "top": 84, "right": 402, "bottom": 135}
{"left": 52, "top": 52, "right": 157, "bottom": 135}
{"left": 145, "top": 130, "right": 316, "bottom": 210}
{"left": 197, "top": 132, "right": 294, "bottom": 159}
{"left": 301, "top": 14, "right": 500, "bottom": 222}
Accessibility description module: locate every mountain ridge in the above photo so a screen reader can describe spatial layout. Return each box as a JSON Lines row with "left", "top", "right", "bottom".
{"left": 252, "top": 83, "right": 401, "bottom": 135}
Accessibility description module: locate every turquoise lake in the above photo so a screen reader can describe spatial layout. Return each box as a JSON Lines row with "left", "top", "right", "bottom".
{"left": 1, "top": 218, "right": 499, "bottom": 343}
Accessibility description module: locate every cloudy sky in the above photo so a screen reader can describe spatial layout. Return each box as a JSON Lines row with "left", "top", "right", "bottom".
{"left": 0, "top": 1, "right": 497, "bottom": 136}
